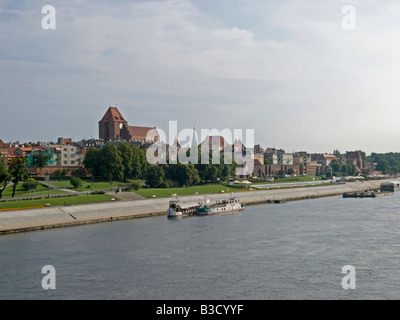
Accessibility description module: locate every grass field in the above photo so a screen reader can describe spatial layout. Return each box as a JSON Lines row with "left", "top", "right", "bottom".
{"left": 11, "top": 189, "right": 68, "bottom": 198}
{"left": 1, "top": 183, "right": 51, "bottom": 198}
{"left": 135, "top": 184, "right": 248, "bottom": 198}
{"left": 49, "top": 179, "right": 131, "bottom": 191}
{"left": 0, "top": 194, "right": 116, "bottom": 210}
{"left": 249, "top": 176, "right": 322, "bottom": 185}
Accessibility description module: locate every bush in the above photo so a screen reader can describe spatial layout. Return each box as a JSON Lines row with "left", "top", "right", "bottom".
{"left": 130, "top": 182, "right": 141, "bottom": 191}
{"left": 159, "top": 181, "right": 170, "bottom": 188}
{"left": 70, "top": 177, "right": 83, "bottom": 189}
{"left": 91, "top": 190, "right": 105, "bottom": 195}
{"left": 22, "top": 178, "right": 39, "bottom": 191}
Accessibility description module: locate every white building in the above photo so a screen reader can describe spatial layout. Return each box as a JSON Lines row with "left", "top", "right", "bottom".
{"left": 51, "top": 145, "right": 84, "bottom": 166}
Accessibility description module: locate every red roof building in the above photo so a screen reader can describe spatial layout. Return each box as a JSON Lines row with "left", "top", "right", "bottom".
{"left": 99, "top": 106, "right": 158, "bottom": 144}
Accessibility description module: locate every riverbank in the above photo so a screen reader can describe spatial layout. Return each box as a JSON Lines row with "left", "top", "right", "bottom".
{"left": 0, "top": 179, "right": 393, "bottom": 235}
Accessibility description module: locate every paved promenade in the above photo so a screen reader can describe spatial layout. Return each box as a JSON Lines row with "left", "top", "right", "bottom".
{"left": 0, "top": 179, "right": 392, "bottom": 235}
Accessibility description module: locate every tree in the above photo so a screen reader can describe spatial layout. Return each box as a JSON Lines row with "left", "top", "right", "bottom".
{"left": 131, "top": 146, "right": 145, "bottom": 179}
{"left": 331, "top": 162, "right": 341, "bottom": 174}
{"left": 0, "top": 159, "right": 11, "bottom": 199}
{"left": 185, "top": 163, "right": 200, "bottom": 186}
{"left": 376, "top": 159, "right": 389, "bottom": 174}
{"left": 8, "top": 157, "right": 29, "bottom": 198}
{"left": 146, "top": 165, "right": 164, "bottom": 188}
{"left": 340, "top": 165, "right": 348, "bottom": 175}
{"left": 118, "top": 142, "right": 134, "bottom": 181}
{"left": 333, "top": 149, "right": 341, "bottom": 157}
{"left": 100, "top": 144, "right": 124, "bottom": 180}
{"left": 70, "top": 177, "right": 83, "bottom": 190}
{"left": 32, "top": 151, "right": 52, "bottom": 174}
{"left": 83, "top": 148, "right": 102, "bottom": 178}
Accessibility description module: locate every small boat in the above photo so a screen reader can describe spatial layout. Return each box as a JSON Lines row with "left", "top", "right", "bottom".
{"left": 167, "top": 196, "right": 201, "bottom": 218}
{"left": 196, "top": 196, "right": 245, "bottom": 215}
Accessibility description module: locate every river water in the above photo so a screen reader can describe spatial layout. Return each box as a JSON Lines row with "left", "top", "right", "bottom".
{"left": 1, "top": 192, "right": 400, "bottom": 300}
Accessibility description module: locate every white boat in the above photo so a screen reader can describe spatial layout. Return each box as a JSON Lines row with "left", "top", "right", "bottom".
{"left": 196, "top": 197, "right": 245, "bottom": 215}
{"left": 167, "top": 197, "right": 201, "bottom": 218}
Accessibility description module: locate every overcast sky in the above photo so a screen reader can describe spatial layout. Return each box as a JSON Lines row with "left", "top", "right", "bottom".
{"left": 1, "top": 0, "right": 400, "bottom": 154}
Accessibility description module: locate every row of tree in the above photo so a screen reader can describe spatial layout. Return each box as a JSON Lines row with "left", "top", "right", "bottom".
{"left": 368, "top": 152, "right": 400, "bottom": 175}
{"left": 0, "top": 158, "right": 29, "bottom": 198}
{"left": 331, "top": 162, "right": 357, "bottom": 176}
{"left": 83, "top": 143, "right": 148, "bottom": 181}
{"left": 83, "top": 143, "right": 237, "bottom": 188}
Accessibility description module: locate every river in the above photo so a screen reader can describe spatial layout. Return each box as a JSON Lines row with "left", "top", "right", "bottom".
{"left": 1, "top": 192, "right": 400, "bottom": 299}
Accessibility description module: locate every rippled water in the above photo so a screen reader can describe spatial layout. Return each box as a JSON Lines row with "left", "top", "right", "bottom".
{"left": 1, "top": 193, "right": 400, "bottom": 300}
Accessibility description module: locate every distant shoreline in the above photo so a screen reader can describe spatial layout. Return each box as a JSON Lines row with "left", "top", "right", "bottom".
{"left": 0, "top": 179, "right": 393, "bottom": 236}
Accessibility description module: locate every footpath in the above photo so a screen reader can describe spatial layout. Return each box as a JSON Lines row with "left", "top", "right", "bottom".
{"left": 0, "top": 179, "right": 392, "bottom": 235}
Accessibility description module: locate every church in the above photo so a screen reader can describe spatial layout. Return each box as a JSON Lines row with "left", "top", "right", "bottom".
{"left": 99, "top": 107, "right": 158, "bottom": 144}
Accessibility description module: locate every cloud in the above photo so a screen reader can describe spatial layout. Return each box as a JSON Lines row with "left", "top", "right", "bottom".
{"left": 1, "top": 0, "right": 400, "bottom": 153}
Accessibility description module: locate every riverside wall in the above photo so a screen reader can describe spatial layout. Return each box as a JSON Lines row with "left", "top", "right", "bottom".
{"left": 0, "top": 180, "right": 391, "bottom": 235}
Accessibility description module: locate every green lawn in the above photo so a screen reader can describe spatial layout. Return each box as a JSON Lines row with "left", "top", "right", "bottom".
{"left": 250, "top": 175, "right": 322, "bottom": 185}
{"left": 0, "top": 194, "right": 116, "bottom": 210}
{"left": 1, "top": 183, "right": 51, "bottom": 198}
{"left": 12, "top": 189, "right": 68, "bottom": 198}
{"left": 49, "top": 179, "right": 130, "bottom": 191}
{"left": 135, "top": 184, "right": 248, "bottom": 198}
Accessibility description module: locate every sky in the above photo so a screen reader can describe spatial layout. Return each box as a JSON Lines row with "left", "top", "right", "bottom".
{"left": 1, "top": 0, "right": 400, "bottom": 154}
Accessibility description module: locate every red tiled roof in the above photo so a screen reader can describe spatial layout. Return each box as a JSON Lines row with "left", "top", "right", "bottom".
{"left": 99, "top": 107, "right": 128, "bottom": 123}
{"left": 0, "top": 139, "right": 5, "bottom": 147}
{"left": 127, "top": 126, "right": 158, "bottom": 140}
{"left": 321, "top": 154, "right": 337, "bottom": 159}
{"left": 7, "top": 147, "right": 17, "bottom": 154}
{"left": 62, "top": 138, "right": 74, "bottom": 145}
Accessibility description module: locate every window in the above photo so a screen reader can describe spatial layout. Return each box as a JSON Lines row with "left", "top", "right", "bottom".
{"left": 64, "top": 154, "right": 67, "bottom": 158}
{"left": 64, "top": 161, "right": 67, "bottom": 165}
{"left": 71, "top": 160, "right": 75, "bottom": 164}
{"left": 63, "top": 148, "right": 67, "bottom": 152}
{"left": 71, "top": 148, "right": 74, "bottom": 152}
{"left": 70, "top": 154, "right": 75, "bottom": 158}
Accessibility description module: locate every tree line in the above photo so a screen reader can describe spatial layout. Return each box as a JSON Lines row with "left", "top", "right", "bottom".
{"left": 367, "top": 152, "right": 400, "bottom": 175}
{"left": 83, "top": 142, "right": 237, "bottom": 188}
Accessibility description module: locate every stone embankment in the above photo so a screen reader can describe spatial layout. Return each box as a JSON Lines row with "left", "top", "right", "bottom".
{"left": 0, "top": 180, "right": 391, "bottom": 235}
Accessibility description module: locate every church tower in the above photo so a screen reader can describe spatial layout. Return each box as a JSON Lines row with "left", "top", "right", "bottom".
{"left": 98, "top": 107, "right": 128, "bottom": 141}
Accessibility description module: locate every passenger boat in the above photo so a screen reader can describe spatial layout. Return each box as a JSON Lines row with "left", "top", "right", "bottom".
{"left": 196, "top": 197, "right": 245, "bottom": 215}
{"left": 167, "top": 197, "right": 201, "bottom": 218}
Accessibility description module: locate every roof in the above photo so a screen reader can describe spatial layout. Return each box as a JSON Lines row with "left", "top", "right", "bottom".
{"left": 127, "top": 126, "right": 158, "bottom": 139}
{"left": 17, "top": 147, "right": 33, "bottom": 152}
{"left": 322, "top": 154, "right": 337, "bottom": 158}
{"left": 0, "top": 139, "right": 5, "bottom": 147}
{"left": 61, "top": 138, "right": 74, "bottom": 145}
{"left": 179, "top": 202, "right": 201, "bottom": 209}
{"left": 201, "top": 136, "right": 230, "bottom": 148}
{"left": 346, "top": 151, "right": 361, "bottom": 158}
{"left": 99, "top": 107, "right": 128, "bottom": 123}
